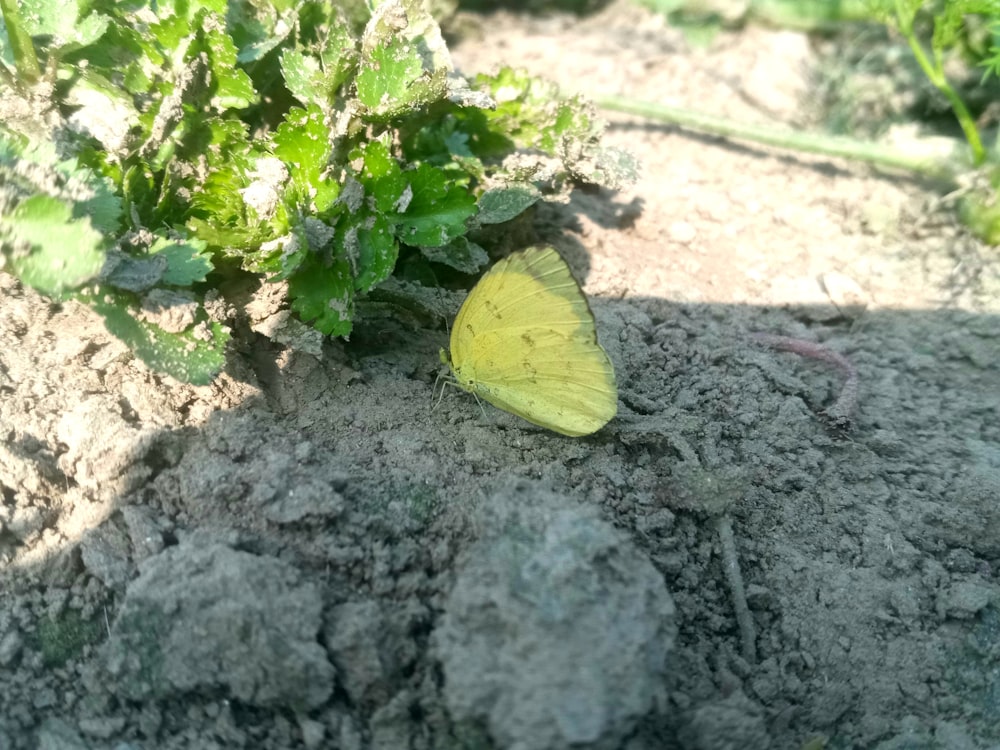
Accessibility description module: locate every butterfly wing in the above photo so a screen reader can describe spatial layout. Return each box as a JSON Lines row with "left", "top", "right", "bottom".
{"left": 449, "top": 246, "right": 617, "bottom": 436}
{"left": 450, "top": 246, "right": 598, "bottom": 366}
{"left": 467, "top": 328, "right": 617, "bottom": 436}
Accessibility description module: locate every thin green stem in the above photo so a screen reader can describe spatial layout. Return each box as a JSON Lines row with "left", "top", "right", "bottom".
{"left": 893, "top": 1, "right": 985, "bottom": 165}
{"left": 595, "top": 94, "right": 964, "bottom": 183}
{"left": 0, "top": 0, "right": 41, "bottom": 84}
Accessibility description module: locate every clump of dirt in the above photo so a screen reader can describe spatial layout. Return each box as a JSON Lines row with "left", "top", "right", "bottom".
{"left": 2, "top": 3, "right": 1000, "bottom": 749}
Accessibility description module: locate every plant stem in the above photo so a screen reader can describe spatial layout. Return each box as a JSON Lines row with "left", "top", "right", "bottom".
{"left": 894, "top": 10, "right": 986, "bottom": 166}
{"left": 0, "top": 0, "right": 41, "bottom": 84}
{"left": 596, "top": 94, "right": 963, "bottom": 183}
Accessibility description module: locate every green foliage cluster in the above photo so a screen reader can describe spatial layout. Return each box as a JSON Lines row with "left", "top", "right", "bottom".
{"left": 0, "top": 0, "right": 634, "bottom": 383}
{"left": 871, "top": 0, "right": 1000, "bottom": 166}
{"left": 872, "top": 1, "right": 1000, "bottom": 241}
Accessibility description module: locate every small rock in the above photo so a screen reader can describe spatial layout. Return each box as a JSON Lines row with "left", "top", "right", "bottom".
{"left": 324, "top": 600, "right": 393, "bottom": 706}
{"left": 940, "top": 579, "right": 995, "bottom": 619}
{"left": 933, "top": 720, "right": 977, "bottom": 750}
{"left": 435, "top": 483, "right": 676, "bottom": 750}
{"left": 678, "top": 690, "right": 771, "bottom": 750}
{"left": 78, "top": 716, "right": 126, "bottom": 739}
{"left": 120, "top": 505, "right": 166, "bottom": 561}
{"left": 298, "top": 717, "right": 326, "bottom": 750}
{"left": 56, "top": 396, "right": 154, "bottom": 495}
{"left": 0, "top": 628, "right": 24, "bottom": 667}
{"left": 668, "top": 220, "right": 697, "bottom": 244}
{"left": 36, "top": 718, "right": 88, "bottom": 750}
{"left": 370, "top": 691, "right": 414, "bottom": 750}
{"left": 262, "top": 484, "right": 345, "bottom": 524}
{"left": 8, "top": 505, "right": 46, "bottom": 541}
{"left": 80, "top": 523, "right": 132, "bottom": 588}
{"left": 104, "top": 540, "right": 335, "bottom": 710}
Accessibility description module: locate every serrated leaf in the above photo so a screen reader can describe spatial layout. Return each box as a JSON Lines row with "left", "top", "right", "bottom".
{"left": 186, "top": 120, "right": 278, "bottom": 252}
{"left": 280, "top": 17, "right": 356, "bottom": 108}
{"left": 87, "top": 290, "right": 228, "bottom": 385}
{"left": 356, "top": 39, "right": 439, "bottom": 119}
{"left": 148, "top": 12, "right": 190, "bottom": 51}
{"left": 203, "top": 25, "right": 256, "bottom": 110}
{"left": 392, "top": 163, "right": 476, "bottom": 246}
{"left": 341, "top": 212, "right": 398, "bottom": 292}
{"left": 467, "top": 67, "right": 637, "bottom": 191}
{"left": 350, "top": 140, "right": 409, "bottom": 213}
{"left": 288, "top": 257, "right": 354, "bottom": 336}
{"left": 227, "top": 0, "right": 296, "bottom": 63}
{"left": 255, "top": 229, "right": 309, "bottom": 279}
{"left": 273, "top": 105, "right": 338, "bottom": 212}
{"left": 75, "top": 178, "right": 123, "bottom": 235}
{"left": 577, "top": 145, "right": 639, "bottom": 191}
{"left": 17, "top": 0, "right": 109, "bottom": 53}
{"left": 1, "top": 195, "right": 105, "bottom": 296}
{"left": 150, "top": 236, "right": 213, "bottom": 285}
{"left": 280, "top": 49, "right": 326, "bottom": 104}
{"left": 476, "top": 183, "right": 540, "bottom": 225}
{"left": 1, "top": 133, "right": 123, "bottom": 235}
{"left": 356, "top": 0, "right": 450, "bottom": 120}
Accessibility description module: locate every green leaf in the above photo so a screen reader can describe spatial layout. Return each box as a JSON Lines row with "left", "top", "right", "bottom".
{"left": 392, "top": 162, "right": 476, "bottom": 246}
{"left": 316, "top": 12, "right": 359, "bottom": 93}
{"left": 202, "top": 24, "right": 256, "bottom": 110}
{"left": 342, "top": 211, "right": 398, "bottom": 292}
{"left": 402, "top": 113, "right": 488, "bottom": 179}
{"left": 355, "top": 0, "right": 450, "bottom": 120}
{"left": 476, "top": 183, "right": 541, "bottom": 225}
{"left": 1, "top": 195, "right": 105, "bottom": 296}
{"left": 150, "top": 236, "right": 213, "bottom": 286}
{"left": 86, "top": 290, "right": 228, "bottom": 386}
{"left": 350, "top": 139, "right": 409, "bottom": 213}
{"left": 16, "top": 0, "right": 109, "bottom": 54}
{"left": 466, "top": 67, "right": 637, "bottom": 189}
{"left": 273, "top": 105, "right": 338, "bottom": 212}
{"left": 280, "top": 49, "right": 326, "bottom": 105}
{"left": 0, "top": 130, "right": 122, "bottom": 235}
{"left": 288, "top": 257, "right": 355, "bottom": 336}
{"left": 65, "top": 69, "right": 139, "bottom": 157}
{"left": 148, "top": 11, "right": 190, "bottom": 52}
{"left": 280, "top": 16, "right": 356, "bottom": 107}
{"left": 356, "top": 37, "right": 436, "bottom": 119}
{"left": 0, "top": 0, "right": 41, "bottom": 81}
{"left": 186, "top": 120, "right": 279, "bottom": 253}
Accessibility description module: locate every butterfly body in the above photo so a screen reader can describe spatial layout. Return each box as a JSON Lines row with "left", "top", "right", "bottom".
{"left": 445, "top": 246, "right": 617, "bottom": 437}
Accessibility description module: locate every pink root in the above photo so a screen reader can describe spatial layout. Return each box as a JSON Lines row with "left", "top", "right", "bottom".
{"left": 751, "top": 333, "right": 859, "bottom": 431}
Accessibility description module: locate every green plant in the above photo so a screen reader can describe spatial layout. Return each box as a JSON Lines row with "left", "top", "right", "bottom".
{"left": 638, "top": 0, "right": 872, "bottom": 34}
{"left": 34, "top": 610, "right": 104, "bottom": 667}
{"left": 0, "top": 0, "right": 634, "bottom": 384}
{"left": 873, "top": 0, "right": 998, "bottom": 166}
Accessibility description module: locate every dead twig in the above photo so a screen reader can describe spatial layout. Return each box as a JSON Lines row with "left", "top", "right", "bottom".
{"left": 716, "top": 514, "right": 756, "bottom": 664}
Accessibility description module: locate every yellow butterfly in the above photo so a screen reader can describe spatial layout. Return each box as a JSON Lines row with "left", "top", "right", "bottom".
{"left": 441, "top": 245, "right": 617, "bottom": 436}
